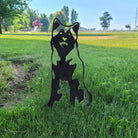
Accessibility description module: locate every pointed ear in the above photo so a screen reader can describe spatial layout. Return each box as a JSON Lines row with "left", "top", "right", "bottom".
{"left": 53, "top": 18, "right": 60, "bottom": 31}
{"left": 73, "top": 22, "right": 79, "bottom": 34}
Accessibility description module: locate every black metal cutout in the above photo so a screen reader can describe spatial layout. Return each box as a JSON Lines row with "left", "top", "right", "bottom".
{"left": 48, "top": 18, "right": 92, "bottom": 107}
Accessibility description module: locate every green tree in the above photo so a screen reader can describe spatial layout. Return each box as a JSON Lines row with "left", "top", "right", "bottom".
{"left": 12, "top": 11, "right": 30, "bottom": 32}
{"left": 71, "top": 9, "right": 78, "bottom": 24}
{"left": 40, "top": 13, "right": 49, "bottom": 32}
{"left": 61, "top": 6, "right": 69, "bottom": 22}
{"left": 53, "top": 11, "right": 67, "bottom": 31}
{"left": 125, "top": 24, "right": 131, "bottom": 31}
{"left": 48, "top": 13, "right": 54, "bottom": 32}
{"left": 13, "top": 16, "right": 24, "bottom": 32}
{"left": 0, "top": 0, "right": 30, "bottom": 34}
{"left": 18, "top": 11, "right": 30, "bottom": 31}
{"left": 100, "top": 12, "right": 112, "bottom": 31}
{"left": 49, "top": 13, "right": 54, "bottom": 24}
{"left": 2, "top": 18, "right": 13, "bottom": 31}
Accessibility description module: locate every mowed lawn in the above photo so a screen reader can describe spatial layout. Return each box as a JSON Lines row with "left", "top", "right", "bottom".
{"left": 0, "top": 32, "right": 137, "bottom": 137}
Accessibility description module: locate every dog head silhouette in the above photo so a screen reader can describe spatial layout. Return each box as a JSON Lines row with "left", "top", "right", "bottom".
{"left": 51, "top": 18, "right": 79, "bottom": 59}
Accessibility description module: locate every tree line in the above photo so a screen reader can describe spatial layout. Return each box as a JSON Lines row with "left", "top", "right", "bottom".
{"left": 0, "top": 0, "right": 78, "bottom": 34}
{"left": 1, "top": 0, "right": 137, "bottom": 34}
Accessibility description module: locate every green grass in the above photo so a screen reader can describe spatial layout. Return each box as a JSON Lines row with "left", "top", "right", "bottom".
{"left": 0, "top": 61, "right": 14, "bottom": 99}
{"left": 0, "top": 32, "right": 138, "bottom": 137}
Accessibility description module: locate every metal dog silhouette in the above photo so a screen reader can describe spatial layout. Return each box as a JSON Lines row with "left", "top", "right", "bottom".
{"left": 47, "top": 18, "right": 92, "bottom": 107}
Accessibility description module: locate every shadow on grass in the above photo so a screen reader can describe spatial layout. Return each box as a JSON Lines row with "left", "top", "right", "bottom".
{"left": 0, "top": 53, "right": 41, "bottom": 64}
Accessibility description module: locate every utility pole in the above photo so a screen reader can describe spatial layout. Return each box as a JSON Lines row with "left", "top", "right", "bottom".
{"left": 135, "top": 8, "right": 138, "bottom": 30}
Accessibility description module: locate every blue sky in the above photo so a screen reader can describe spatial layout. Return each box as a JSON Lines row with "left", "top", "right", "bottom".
{"left": 29, "top": 0, "right": 138, "bottom": 30}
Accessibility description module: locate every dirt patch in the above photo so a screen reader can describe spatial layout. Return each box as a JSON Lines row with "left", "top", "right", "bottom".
{"left": 12, "top": 65, "right": 26, "bottom": 87}
{"left": 78, "top": 36, "right": 119, "bottom": 40}
{"left": 0, "top": 63, "right": 38, "bottom": 108}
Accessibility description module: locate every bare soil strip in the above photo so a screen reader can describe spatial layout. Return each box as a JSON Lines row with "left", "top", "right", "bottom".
{"left": 0, "top": 63, "right": 38, "bottom": 108}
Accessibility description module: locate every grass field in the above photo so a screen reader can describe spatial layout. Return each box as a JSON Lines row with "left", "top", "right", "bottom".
{"left": 0, "top": 32, "right": 138, "bottom": 137}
